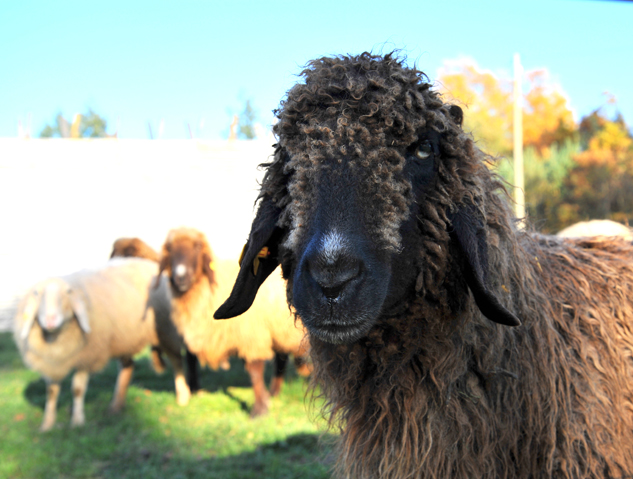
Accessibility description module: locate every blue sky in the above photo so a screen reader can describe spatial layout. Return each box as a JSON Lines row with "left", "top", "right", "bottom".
{"left": 1, "top": 0, "right": 631, "bottom": 139}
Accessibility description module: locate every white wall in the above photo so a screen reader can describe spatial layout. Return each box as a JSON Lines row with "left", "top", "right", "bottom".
{"left": 0, "top": 138, "right": 275, "bottom": 331}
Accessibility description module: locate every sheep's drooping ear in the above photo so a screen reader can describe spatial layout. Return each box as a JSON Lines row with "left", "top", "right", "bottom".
{"left": 448, "top": 205, "right": 521, "bottom": 327}
{"left": 20, "top": 289, "right": 42, "bottom": 340}
{"left": 154, "top": 254, "right": 170, "bottom": 289}
{"left": 68, "top": 288, "right": 91, "bottom": 334}
{"left": 214, "top": 197, "right": 283, "bottom": 319}
{"left": 202, "top": 252, "right": 216, "bottom": 290}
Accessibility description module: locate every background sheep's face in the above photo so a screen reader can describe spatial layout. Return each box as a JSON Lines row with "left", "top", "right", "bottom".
{"left": 36, "top": 280, "right": 74, "bottom": 334}
{"left": 163, "top": 238, "right": 203, "bottom": 293}
{"left": 19, "top": 278, "right": 91, "bottom": 343}
{"left": 160, "top": 228, "right": 215, "bottom": 295}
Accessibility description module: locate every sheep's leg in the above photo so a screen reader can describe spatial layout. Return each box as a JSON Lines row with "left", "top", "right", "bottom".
{"left": 270, "top": 353, "right": 288, "bottom": 397}
{"left": 294, "top": 355, "right": 313, "bottom": 377}
{"left": 185, "top": 348, "right": 200, "bottom": 392}
{"left": 109, "top": 357, "right": 134, "bottom": 413}
{"left": 40, "top": 379, "right": 61, "bottom": 432}
{"left": 245, "top": 359, "right": 270, "bottom": 417}
{"left": 70, "top": 370, "right": 90, "bottom": 427}
{"left": 164, "top": 350, "right": 191, "bottom": 406}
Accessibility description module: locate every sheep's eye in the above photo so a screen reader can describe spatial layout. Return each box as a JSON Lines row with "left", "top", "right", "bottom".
{"left": 416, "top": 141, "right": 433, "bottom": 160}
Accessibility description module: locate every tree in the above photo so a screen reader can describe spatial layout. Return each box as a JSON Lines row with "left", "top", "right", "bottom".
{"left": 437, "top": 60, "right": 513, "bottom": 157}
{"left": 437, "top": 59, "right": 581, "bottom": 232}
{"left": 40, "top": 109, "right": 111, "bottom": 138}
{"left": 437, "top": 59, "right": 576, "bottom": 158}
{"left": 562, "top": 109, "right": 633, "bottom": 224}
{"left": 238, "top": 100, "right": 257, "bottom": 140}
{"left": 523, "top": 70, "right": 576, "bottom": 154}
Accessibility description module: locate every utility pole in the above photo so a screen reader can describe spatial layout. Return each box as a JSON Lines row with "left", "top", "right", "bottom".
{"left": 513, "top": 53, "right": 525, "bottom": 221}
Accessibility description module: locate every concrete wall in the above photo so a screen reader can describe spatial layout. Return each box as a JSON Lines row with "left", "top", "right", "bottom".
{"left": 0, "top": 138, "right": 275, "bottom": 331}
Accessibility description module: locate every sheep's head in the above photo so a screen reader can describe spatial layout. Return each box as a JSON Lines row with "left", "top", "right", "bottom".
{"left": 19, "top": 278, "right": 90, "bottom": 342}
{"left": 159, "top": 227, "right": 216, "bottom": 295}
{"left": 110, "top": 237, "right": 160, "bottom": 262}
{"left": 216, "top": 53, "right": 520, "bottom": 344}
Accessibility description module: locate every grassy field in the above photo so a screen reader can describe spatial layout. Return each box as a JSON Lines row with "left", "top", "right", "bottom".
{"left": 0, "top": 332, "right": 335, "bottom": 479}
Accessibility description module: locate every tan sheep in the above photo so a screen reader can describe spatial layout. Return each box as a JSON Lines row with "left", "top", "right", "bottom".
{"left": 110, "top": 236, "right": 201, "bottom": 392}
{"left": 109, "top": 237, "right": 161, "bottom": 262}
{"left": 158, "top": 227, "right": 309, "bottom": 416}
{"left": 13, "top": 258, "right": 190, "bottom": 431}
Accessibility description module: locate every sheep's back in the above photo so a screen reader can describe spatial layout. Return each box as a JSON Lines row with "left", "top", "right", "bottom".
{"left": 15, "top": 258, "right": 166, "bottom": 379}
{"left": 523, "top": 235, "right": 633, "bottom": 469}
{"left": 176, "top": 259, "right": 306, "bottom": 368}
{"left": 68, "top": 258, "right": 164, "bottom": 365}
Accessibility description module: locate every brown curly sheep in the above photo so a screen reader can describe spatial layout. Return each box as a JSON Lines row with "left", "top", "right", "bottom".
{"left": 159, "top": 227, "right": 309, "bottom": 417}
{"left": 216, "top": 53, "right": 633, "bottom": 478}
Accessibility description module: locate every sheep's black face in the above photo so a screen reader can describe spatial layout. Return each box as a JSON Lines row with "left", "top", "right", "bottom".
{"left": 289, "top": 133, "right": 438, "bottom": 344}
{"left": 291, "top": 163, "right": 395, "bottom": 344}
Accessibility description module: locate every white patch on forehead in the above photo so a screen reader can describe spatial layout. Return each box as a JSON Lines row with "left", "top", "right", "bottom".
{"left": 38, "top": 280, "right": 64, "bottom": 330}
{"left": 42, "top": 282, "right": 61, "bottom": 310}
{"left": 319, "top": 230, "right": 348, "bottom": 264}
{"left": 174, "top": 264, "right": 187, "bottom": 277}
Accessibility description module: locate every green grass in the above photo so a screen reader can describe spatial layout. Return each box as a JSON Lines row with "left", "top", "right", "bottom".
{"left": 0, "top": 333, "right": 336, "bottom": 479}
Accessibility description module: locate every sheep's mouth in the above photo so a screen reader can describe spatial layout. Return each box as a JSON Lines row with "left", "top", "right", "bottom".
{"left": 301, "top": 299, "right": 379, "bottom": 345}
{"left": 293, "top": 268, "right": 389, "bottom": 345}
{"left": 308, "top": 319, "right": 374, "bottom": 345}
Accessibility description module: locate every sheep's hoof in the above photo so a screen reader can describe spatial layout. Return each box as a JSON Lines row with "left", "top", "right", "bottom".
{"left": 108, "top": 402, "right": 124, "bottom": 414}
{"left": 269, "top": 377, "right": 283, "bottom": 397}
{"left": 39, "top": 421, "right": 55, "bottom": 433}
{"left": 250, "top": 400, "right": 270, "bottom": 418}
{"left": 70, "top": 416, "right": 85, "bottom": 428}
{"left": 176, "top": 389, "right": 191, "bottom": 407}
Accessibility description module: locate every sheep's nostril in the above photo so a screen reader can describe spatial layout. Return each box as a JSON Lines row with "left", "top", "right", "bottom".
{"left": 322, "top": 283, "right": 346, "bottom": 300}
{"left": 308, "top": 258, "right": 361, "bottom": 300}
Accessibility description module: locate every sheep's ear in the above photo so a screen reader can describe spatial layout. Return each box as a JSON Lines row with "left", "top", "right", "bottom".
{"left": 448, "top": 105, "right": 463, "bottom": 127}
{"left": 214, "top": 197, "right": 283, "bottom": 319}
{"left": 19, "top": 289, "right": 42, "bottom": 340}
{"left": 68, "top": 289, "right": 91, "bottom": 334}
{"left": 202, "top": 252, "right": 216, "bottom": 290}
{"left": 448, "top": 205, "right": 521, "bottom": 327}
{"left": 154, "top": 254, "right": 170, "bottom": 289}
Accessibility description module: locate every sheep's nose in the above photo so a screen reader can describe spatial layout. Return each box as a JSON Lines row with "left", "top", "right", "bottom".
{"left": 305, "top": 232, "right": 362, "bottom": 300}
{"left": 174, "top": 264, "right": 187, "bottom": 278}
{"left": 309, "top": 258, "right": 361, "bottom": 300}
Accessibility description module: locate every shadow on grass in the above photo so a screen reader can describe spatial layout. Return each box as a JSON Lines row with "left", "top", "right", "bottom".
{"left": 23, "top": 352, "right": 305, "bottom": 414}
{"left": 98, "top": 431, "right": 337, "bottom": 479}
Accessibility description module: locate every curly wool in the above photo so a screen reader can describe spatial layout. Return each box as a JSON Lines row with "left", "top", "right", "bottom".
{"left": 257, "top": 53, "right": 633, "bottom": 478}
{"left": 268, "top": 52, "right": 466, "bottom": 253}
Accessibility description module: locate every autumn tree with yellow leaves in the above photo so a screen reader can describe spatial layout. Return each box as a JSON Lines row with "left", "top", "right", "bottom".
{"left": 437, "top": 59, "right": 632, "bottom": 232}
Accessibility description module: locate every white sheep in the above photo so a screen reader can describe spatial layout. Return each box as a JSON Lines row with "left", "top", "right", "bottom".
{"left": 13, "top": 257, "right": 190, "bottom": 431}
{"left": 557, "top": 219, "right": 633, "bottom": 239}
